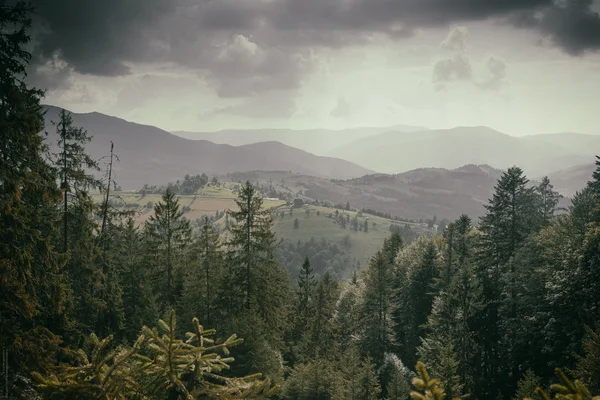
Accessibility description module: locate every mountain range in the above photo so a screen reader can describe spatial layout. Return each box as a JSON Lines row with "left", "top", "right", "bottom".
{"left": 177, "top": 125, "right": 599, "bottom": 178}
{"left": 172, "top": 124, "right": 426, "bottom": 155}
{"left": 43, "top": 106, "right": 597, "bottom": 199}
{"left": 327, "top": 127, "right": 599, "bottom": 176}
{"left": 42, "top": 106, "right": 372, "bottom": 188}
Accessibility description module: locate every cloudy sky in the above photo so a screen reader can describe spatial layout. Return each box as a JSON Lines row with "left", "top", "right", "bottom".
{"left": 27, "top": 0, "right": 600, "bottom": 136}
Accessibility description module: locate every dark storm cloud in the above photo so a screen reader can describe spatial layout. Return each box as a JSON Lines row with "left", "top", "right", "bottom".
{"left": 514, "top": 0, "right": 600, "bottom": 54}
{"left": 28, "top": 0, "right": 600, "bottom": 95}
{"left": 31, "top": 0, "right": 173, "bottom": 76}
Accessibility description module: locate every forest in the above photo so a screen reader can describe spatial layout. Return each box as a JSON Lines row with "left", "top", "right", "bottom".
{"left": 2, "top": 2, "right": 600, "bottom": 399}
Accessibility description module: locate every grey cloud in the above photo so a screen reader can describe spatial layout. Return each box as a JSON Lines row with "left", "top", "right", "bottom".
{"left": 515, "top": 0, "right": 600, "bottom": 55}
{"left": 478, "top": 56, "right": 508, "bottom": 91}
{"left": 433, "top": 27, "right": 508, "bottom": 91}
{"left": 433, "top": 54, "right": 473, "bottom": 84}
{"left": 330, "top": 97, "right": 352, "bottom": 118}
{"left": 27, "top": 0, "right": 600, "bottom": 96}
{"left": 441, "top": 26, "right": 469, "bottom": 51}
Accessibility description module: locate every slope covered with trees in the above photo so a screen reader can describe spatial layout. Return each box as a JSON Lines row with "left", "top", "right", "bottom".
{"left": 1, "top": 4, "right": 600, "bottom": 400}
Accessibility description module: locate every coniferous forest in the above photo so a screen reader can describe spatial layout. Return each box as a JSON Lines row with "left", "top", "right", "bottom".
{"left": 2, "top": 2, "right": 600, "bottom": 400}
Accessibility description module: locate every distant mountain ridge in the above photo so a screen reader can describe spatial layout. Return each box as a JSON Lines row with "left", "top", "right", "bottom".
{"left": 172, "top": 124, "right": 427, "bottom": 155}
{"left": 41, "top": 106, "right": 372, "bottom": 189}
{"left": 327, "top": 126, "right": 600, "bottom": 176}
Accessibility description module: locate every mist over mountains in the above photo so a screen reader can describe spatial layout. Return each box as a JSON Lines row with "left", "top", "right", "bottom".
{"left": 42, "top": 106, "right": 372, "bottom": 188}
{"left": 44, "top": 106, "right": 596, "bottom": 198}
{"left": 176, "top": 125, "right": 599, "bottom": 178}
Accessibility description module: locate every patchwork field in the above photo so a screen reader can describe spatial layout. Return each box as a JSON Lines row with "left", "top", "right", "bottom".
{"left": 93, "top": 189, "right": 430, "bottom": 268}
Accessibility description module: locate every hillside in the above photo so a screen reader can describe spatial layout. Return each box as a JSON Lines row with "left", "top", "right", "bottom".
{"left": 224, "top": 165, "right": 505, "bottom": 221}
{"left": 172, "top": 124, "right": 426, "bottom": 155}
{"left": 91, "top": 186, "right": 430, "bottom": 273}
{"left": 328, "top": 126, "right": 600, "bottom": 176}
{"left": 42, "top": 106, "right": 372, "bottom": 188}
{"left": 547, "top": 162, "right": 597, "bottom": 197}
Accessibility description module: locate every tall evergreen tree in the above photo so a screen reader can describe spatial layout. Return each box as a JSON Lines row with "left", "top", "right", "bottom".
{"left": 475, "top": 166, "right": 538, "bottom": 398}
{"left": 357, "top": 357, "right": 382, "bottom": 400}
{"left": 54, "top": 109, "right": 101, "bottom": 252}
{"left": 0, "top": 0, "right": 68, "bottom": 381}
{"left": 226, "top": 181, "right": 290, "bottom": 330}
{"left": 302, "top": 271, "right": 339, "bottom": 359}
{"left": 144, "top": 189, "right": 192, "bottom": 311}
{"left": 391, "top": 237, "right": 440, "bottom": 369}
{"left": 335, "top": 278, "right": 363, "bottom": 352}
{"left": 180, "top": 216, "right": 222, "bottom": 327}
{"left": 291, "top": 256, "right": 316, "bottom": 350}
{"left": 361, "top": 250, "right": 395, "bottom": 362}
{"left": 535, "top": 176, "right": 560, "bottom": 227}
{"left": 119, "top": 218, "right": 157, "bottom": 342}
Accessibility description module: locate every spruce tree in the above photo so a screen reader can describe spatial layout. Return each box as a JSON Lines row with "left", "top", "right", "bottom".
{"left": 535, "top": 176, "right": 560, "bottom": 227}
{"left": 0, "top": 0, "right": 68, "bottom": 380}
{"left": 357, "top": 357, "right": 382, "bottom": 400}
{"left": 119, "top": 218, "right": 157, "bottom": 341}
{"left": 226, "top": 181, "right": 290, "bottom": 328}
{"left": 574, "top": 325, "right": 600, "bottom": 394}
{"left": 588, "top": 155, "right": 600, "bottom": 196}
{"left": 335, "top": 278, "right": 363, "bottom": 352}
{"left": 475, "top": 166, "right": 538, "bottom": 398}
{"left": 405, "top": 241, "right": 439, "bottom": 367}
{"left": 361, "top": 250, "right": 395, "bottom": 362}
{"left": 303, "top": 271, "right": 339, "bottom": 359}
{"left": 180, "top": 216, "right": 222, "bottom": 327}
{"left": 54, "top": 109, "right": 101, "bottom": 252}
{"left": 144, "top": 189, "right": 192, "bottom": 311}
{"left": 341, "top": 345, "right": 363, "bottom": 400}
{"left": 294, "top": 257, "right": 316, "bottom": 341}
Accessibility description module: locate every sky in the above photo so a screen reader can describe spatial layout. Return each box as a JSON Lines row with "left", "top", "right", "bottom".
{"left": 26, "top": 0, "right": 600, "bottom": 136}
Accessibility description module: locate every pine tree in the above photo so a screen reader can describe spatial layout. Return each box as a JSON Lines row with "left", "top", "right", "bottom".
{"left": 385, "top": 359, "right": 411, "bottom": 400}
{"left": 357, "top": 357, "right": 382, "bottom": 400}
{"left": 588, "top": 155, "right": 600, "bottom": 196}
{"left": 342, "top": 345, "right": 363, "bottom": 400}
{"left": 512, "top": 369, "right": 541, "bottom": 400}
{"left": 303, "top": 272, "right": 339, "bottom": 359}
{"left": 574, "top": 325, "right": 600, "bottom": 394}
{"left": 281, "top": 358, "right": 345, "bottom": 400}
{"left": 34, "top": 311, "right": 277, "bottom": 399}
{"left": 180, "top": 216, "right": 222, "bottom": 328}
{"left": 404, "top": 241, "right": 439, "bottom": 367}
{"left": 227, "top": 181, "right": 290, "bottom": 327}
{"left": 295, "top": 257, "right": 316, "bottom": 335}
{"left": 119, "top": 218, "right": 157, "bottom": 342}
{"left": 417, "top": 335, "right": 463, "bottom": 400}
{"left": 54, "top": 109, "right": 101, "bottom": 252}
{"left": 535, "top": 176, "right": 560, "bottom": 227}
{"left": 475, "top": 166, "right": 538, "bottom": 398}
{"left": 361, "top": 250, "right": 395, "bottom": 362}
{"left": 335, "top": 278, "right": 363, "bottom": 352}
{"left": 144, "top": 189, "right": 192, "bottom": 311}
{"left": 0, "top": 0, "right": 68, "bottom": 381}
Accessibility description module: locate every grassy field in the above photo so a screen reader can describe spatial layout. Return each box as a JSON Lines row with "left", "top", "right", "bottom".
{"left": 271, "top": 204, "right": 428, "bottom": 267}
{"left": 94, "top": 189, "right": 429, "bottom": 268}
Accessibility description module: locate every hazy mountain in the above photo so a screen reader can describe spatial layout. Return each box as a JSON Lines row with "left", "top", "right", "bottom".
{"left": 42, "top": 106, "right": 372, "bottom": 188}
{"left": 547, "top": 162, "right": 596, "bottom": 197}
{"left": 171, "top": 124, "right": 426, "bottom": 155}
{"left": 224, "top": 165, "right": 511, "bottom": 221}
{"left": 328, "top": 126, "right": 600, "bottom": 176}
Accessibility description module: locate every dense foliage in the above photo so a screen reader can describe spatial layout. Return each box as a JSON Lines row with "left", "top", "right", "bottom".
{"left": 1, "top": 4, "right": 600, "bottom": 399}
